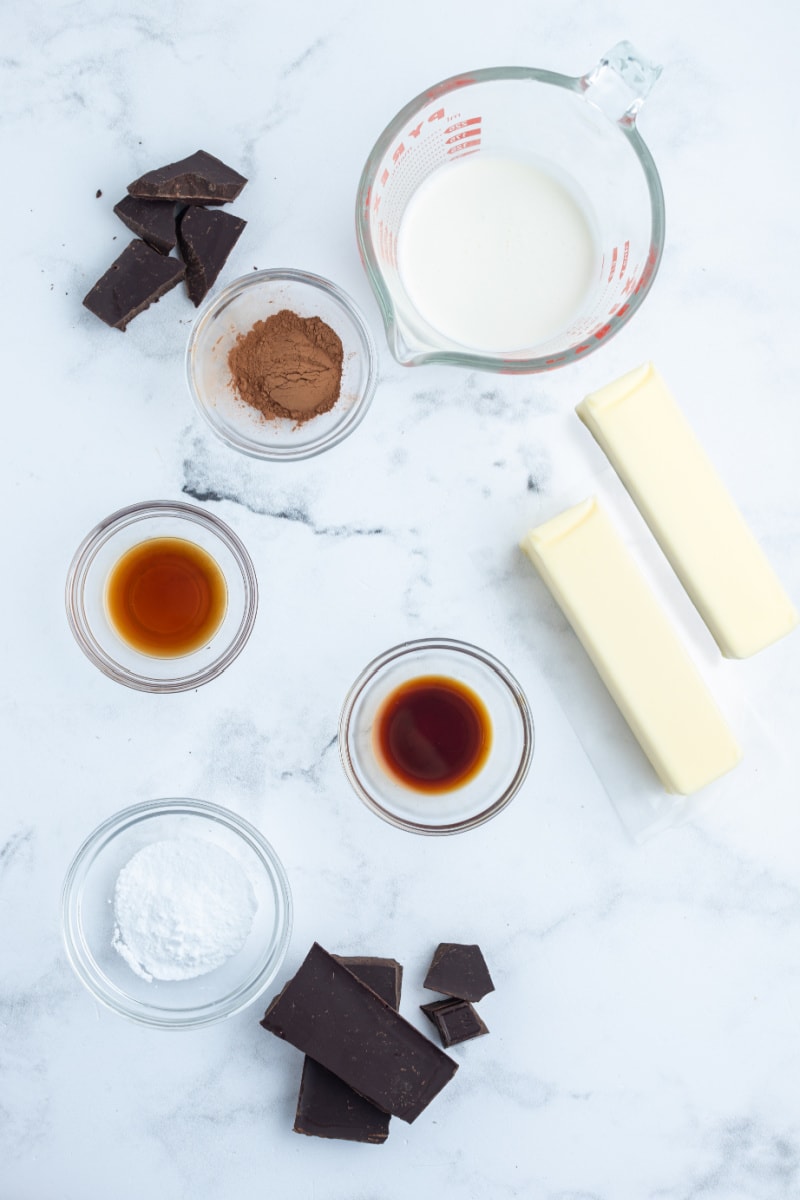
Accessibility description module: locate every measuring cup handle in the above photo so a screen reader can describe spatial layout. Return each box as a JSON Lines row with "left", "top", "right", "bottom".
{"left": 580, "top": 41, "right": 662, "bottom": 126}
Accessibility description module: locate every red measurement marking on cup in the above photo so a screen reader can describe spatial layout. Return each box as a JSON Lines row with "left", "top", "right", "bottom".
{"left": 446, "top": 129, "right": 481, "bottom": 144}
{"left": 635, "top": 245, "right": 659, "bottom": 293}
{"left": 379, "top": 223, "right": 398, "bottom": 267}
{"left": 445, "top": 117, "right": 482, "bottom": 156}
{"left": 445, "top": 117, "right": 482, "bottom": 133}
{"left": 619, "top": 240, "right": 630, "bottom": 277}
{"left": 369, "top": 105, "right": 482, "bottom": 268}
{"left": 425, "top": 76, "right": 478, "bottom": 103}
{"left": 377, "top": 111, "right": 481, "bottom": 198}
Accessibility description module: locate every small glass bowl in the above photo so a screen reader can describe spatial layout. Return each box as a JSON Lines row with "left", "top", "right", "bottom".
{"left": 61, "top": 798, "right": 293, "bottom": 1029}
{"left": 186, "top": 268, "right": 378, "bottom": 461}
{"left": 65, "top": 500, "right": 258, "bottom": 693}
{"left": 339, "top": 638, "right": 534, "bottom": 835}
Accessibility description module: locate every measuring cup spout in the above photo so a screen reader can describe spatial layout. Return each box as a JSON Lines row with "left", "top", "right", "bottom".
{"left": 364, "top": 280, "right": 436, "bottom": 365}
{"left": 385, "top": 316, "right": 429, "bottom": 367}
{"left": 580, "top": 41, "right": 662, "bottom": 127}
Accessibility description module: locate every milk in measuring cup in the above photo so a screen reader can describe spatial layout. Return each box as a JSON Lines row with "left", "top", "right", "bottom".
{"left": 397, "top": 155, "right": 598, "bottom": 353}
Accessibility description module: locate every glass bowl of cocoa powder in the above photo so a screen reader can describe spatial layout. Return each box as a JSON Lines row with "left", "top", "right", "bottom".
{"left": 186, "top": 268, "right": 378, "bottom": 461}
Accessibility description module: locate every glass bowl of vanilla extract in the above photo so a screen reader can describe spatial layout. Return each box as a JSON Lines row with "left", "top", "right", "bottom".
{"left": 339, "top": 638, "right": 534, "bottom": 834}
{"left": 65, "top": 500, "right": 258, "bottom": 692}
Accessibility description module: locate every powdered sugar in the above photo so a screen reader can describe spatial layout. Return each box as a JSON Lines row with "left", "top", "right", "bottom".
{"left": 112, "top": 838, "right": 258, "bottom": 982}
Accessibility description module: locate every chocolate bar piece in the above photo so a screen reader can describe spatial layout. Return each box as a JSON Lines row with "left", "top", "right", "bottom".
{"left": 113, "top": 195, "right": 177, "bottom": 255}
{"left": 261, "top": 943, "right": 457, "bottom": 1124}
{"left": 421, "top": 998, "right": 489, "bottom": 1047}
{"left": 295, "top": 957, "right": 403, "bottom": 1144}
{"left": 423, "top": 943, "right": 495, "bottom": 1002}
{"left": 332, "top": 955, "right": 403, "bottom": 1010}
{"left": 128, "top": 150, "right": 247, "bottom": 204}
{"left": 177, "top": 206, "right": 246, "bottom": 305}
{"left": 82, "top": 239, "right": 185, "bottom": 331}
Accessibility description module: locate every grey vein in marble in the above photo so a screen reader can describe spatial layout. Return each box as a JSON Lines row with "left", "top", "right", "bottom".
{"left": 0, "top": 826, "right": 34, "bottom": 874}
{"left": 280, "top": 35, "right": 328, "bottom": 78}
{"left": 278, "top": 733, "right": 337, "bottom": 787}
{"left": 182, "top": 436, "right": 387, "bottom": 534}
{"left": 181, "top": 479, "right": 385, "bottom": 535}
{"left": 653, "top": 1118, "right": 800, "bottom": 1200}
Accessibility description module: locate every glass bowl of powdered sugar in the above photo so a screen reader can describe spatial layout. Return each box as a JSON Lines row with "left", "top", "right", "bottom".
{"left": 61, "top": 798, "right": 292, "bottom": 1028}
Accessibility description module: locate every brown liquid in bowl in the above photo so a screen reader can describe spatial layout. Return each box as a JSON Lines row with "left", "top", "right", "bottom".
{"left": 374, "top": 675, "right": 492, "bottom": 793}
{"left": 105, "top": 537, "right": 227, "bottom": 658}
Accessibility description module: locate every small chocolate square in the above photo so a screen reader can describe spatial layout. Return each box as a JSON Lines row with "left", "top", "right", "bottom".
{"left": 421, "top": 998, "right": 489, "bottom": 1047}
{"left": 423, "top": 942, "right": 495, "bottom": 1002}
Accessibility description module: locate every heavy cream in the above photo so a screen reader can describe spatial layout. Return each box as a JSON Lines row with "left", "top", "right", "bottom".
{"left": 397, "top": 154, "right": 598, "bottom": 352}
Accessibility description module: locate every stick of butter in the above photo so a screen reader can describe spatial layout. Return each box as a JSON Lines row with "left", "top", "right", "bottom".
{"left": 576, "top": 363, "right": 798, "bottom": 658}
{"left": 521, "top": 498, "right": 742, "bottom": 795}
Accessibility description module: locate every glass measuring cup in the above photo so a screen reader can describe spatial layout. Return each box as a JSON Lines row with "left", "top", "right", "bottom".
{"left": 356, "top": 42, "right": 664, "bottom": 373}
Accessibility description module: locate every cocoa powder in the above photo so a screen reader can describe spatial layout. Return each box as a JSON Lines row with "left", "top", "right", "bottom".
{"left": 227, "top": 309, "right": 344, "bottom": 424}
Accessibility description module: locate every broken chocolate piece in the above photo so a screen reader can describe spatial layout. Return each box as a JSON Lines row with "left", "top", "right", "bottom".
{"left": 177, "top": 206, "right": 246, "bottom": 305}
{"left": 295, "top": 957, "right": 403, "bottom": 1144}
{"left": 332, "top": 955, "right": 403, "bottom": 1010}
{"left": 113, "top": 195, "right": 177, "bottom": 255}
{"left": 420, "top": 998, "right": 489, "bottom": 1047}
{"left": 261, "top": 943, "right": 457, "bottom": 1124}
{"left": 420, "top": 999, "right": 451, "bottom": 1026}
{"left": 82, "top": 239, "right": 185, "bottom": 331}
{"left": 423, "top": 942, "right": 495, "bottom": 1002}
{"left": 128, "top": 150, "right": 247, "bottom": 204}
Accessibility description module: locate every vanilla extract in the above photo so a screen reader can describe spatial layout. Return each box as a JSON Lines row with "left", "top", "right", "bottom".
{"left": 374, "top": 675, "right": 492, "bottom": 793}
{"left": 104, "top": 536, "right": 227, "bottom": 658}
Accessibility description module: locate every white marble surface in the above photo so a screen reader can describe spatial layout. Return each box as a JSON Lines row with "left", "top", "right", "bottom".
{"left": 3, "top": 1, "right": 800, "bottom": 1197}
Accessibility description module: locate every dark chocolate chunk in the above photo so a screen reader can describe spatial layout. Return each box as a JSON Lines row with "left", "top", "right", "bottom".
{"left": 294, "top": 1060, "right": 390, "bottom": 1144}
{"left": 82, "top": 239, "right": 185, "bottom": 331}
{"left": 261, "top": 943, "right": 457, "bottom": 1124}
{"left": 420, "top": 998, "right": 489, "bottom": 1047}
{"left": 128, "top": 150, "right": 247, "bottom": 204}
{"left": 113, "top": 195, "right": 177, "bottom": 255}
{"left": 295, "top": 957, "right": 403, "bottom": 1144}
{"left": 332, "top": 955, "right": 404, "bottom": 1010}
{"left": 423, "top": 942, "right": 495, "bottom": 1002}
{"left": 177, "top": 206, "right": 246, "bottom": 305}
